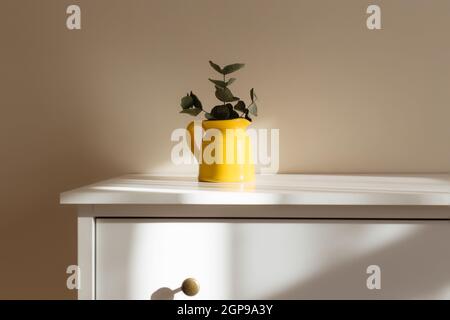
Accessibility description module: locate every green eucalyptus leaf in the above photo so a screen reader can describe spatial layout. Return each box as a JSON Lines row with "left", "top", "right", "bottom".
{"left": 248, "top": 102, "right": 258, "bottom": 116}
{"left": 211, "top": 105, "right": 230, "bottom": 120}
{"left": 234, "top": 100, "right": 246, "bottom": 112}
{"left": 222, "top": 63, "right": 245, "bottom": 75}
{"left": 190, "top": 92, "right": 203, "bottom": 110}
{"left": 244, "top": 109, "right": 252, "bottom": 121}
{"left": 205, "top": 112, "right": 215, "bottom": 120}
{"left": 180, "top": 107, "right": 202, "bottom": 116}
{"left": 180, "top": 95, "right": 194, "bottom": 109}
{"left": 208, "top": 79, "right": 228, "bottom": 88}
{"left": 250, "top": 88, "right": 258, "bottom": 102}
{"left": 215, "top": 86, "right": 239, "bottom": 102}
{"left": 208, "top": 78, "right": 235, "bottom": 87}
{"left": 209, "top": 60, "right": 223, "bottom": 74}
{"left": 229, "top": 110, "right": 240, "bottom": 119}
{"left": 227, "top": 78, "right": 236, "bottom": 86}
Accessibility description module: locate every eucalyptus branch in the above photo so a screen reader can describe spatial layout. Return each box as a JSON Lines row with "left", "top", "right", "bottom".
{"left": 178, "top": 61, "right": 258, "bottom": 121}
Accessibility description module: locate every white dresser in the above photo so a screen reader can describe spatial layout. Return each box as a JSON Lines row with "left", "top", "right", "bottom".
{"left": 60, "top": 174, "right": 450, "bottom": 300}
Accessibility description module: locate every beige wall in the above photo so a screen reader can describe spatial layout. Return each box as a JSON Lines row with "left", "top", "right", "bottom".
{"left": 0, "top": 0, "right": 449, "bottom": 299}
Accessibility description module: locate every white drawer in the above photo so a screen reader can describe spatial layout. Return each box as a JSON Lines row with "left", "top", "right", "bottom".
{"left": 96, "top": 219, "right": 450, "bottom": 300}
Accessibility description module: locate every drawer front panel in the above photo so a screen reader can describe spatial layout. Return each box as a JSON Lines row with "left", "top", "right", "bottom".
{"left": 96, "top": 219, "right": 450, "bottom": 299}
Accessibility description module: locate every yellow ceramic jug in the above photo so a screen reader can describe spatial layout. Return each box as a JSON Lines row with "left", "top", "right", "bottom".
{"left": 187, "top": 118, "right": 255, "bottom": 182}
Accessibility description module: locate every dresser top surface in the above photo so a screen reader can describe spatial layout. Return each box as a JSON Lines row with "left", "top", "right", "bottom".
{"left": 60, "top": 174, "right": 450, "bottom": 206}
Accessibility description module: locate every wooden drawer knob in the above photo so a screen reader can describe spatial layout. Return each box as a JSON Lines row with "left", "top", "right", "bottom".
{"left": 181, "top": 278, "right": 200, "bottom": 296}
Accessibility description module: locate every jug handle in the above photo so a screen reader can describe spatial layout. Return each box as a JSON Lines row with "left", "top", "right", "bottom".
{"left": 186, "top": 121, "right": 202, "bottom": 162}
